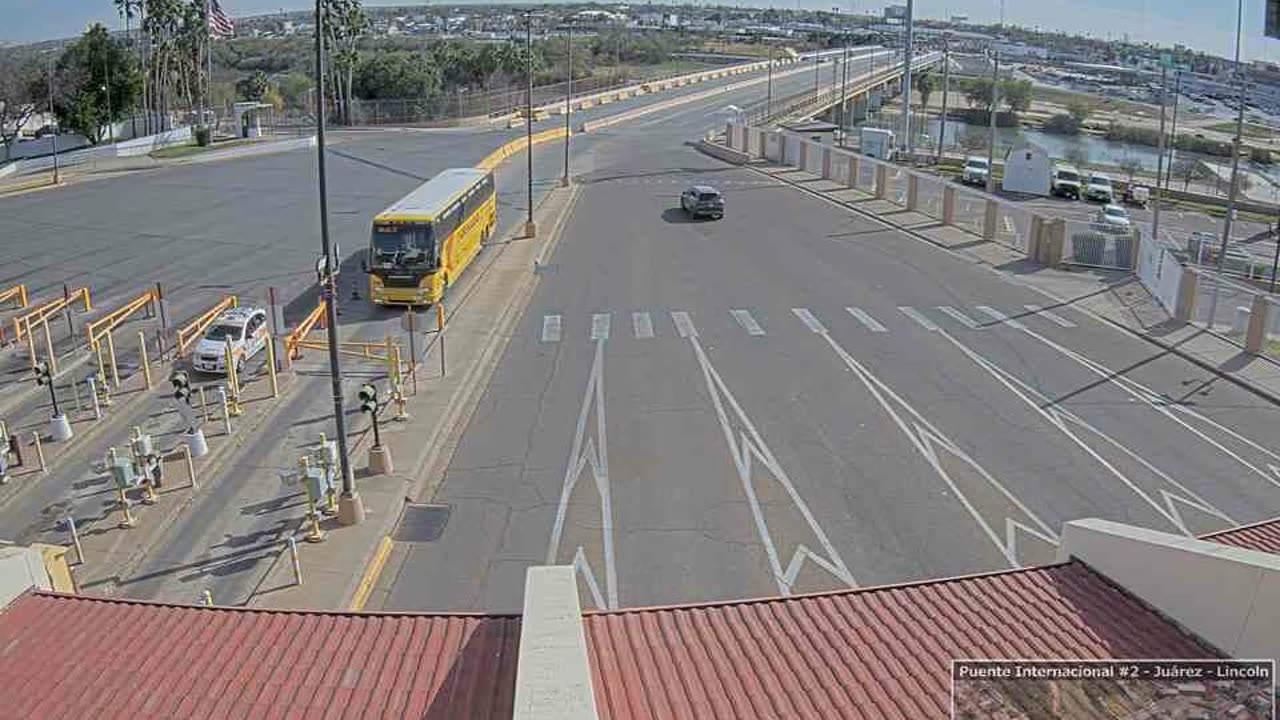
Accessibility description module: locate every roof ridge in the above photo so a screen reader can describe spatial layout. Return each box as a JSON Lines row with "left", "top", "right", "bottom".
{"left": 583, "top": 561, "right": 1078, "bottom": 616}
{"left": 23, "top": 591, "right": 521, "bottom": 619}
{"left": 1198, "top": 515, "right": 1280, "bottom": 540}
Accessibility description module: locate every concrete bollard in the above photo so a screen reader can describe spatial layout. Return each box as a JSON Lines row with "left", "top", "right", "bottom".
{"left": 1174, "top": 267, "right": 1198, "bottom": 323}
{"left": 822, "top": 148, "right": 833, "bottom": 180}
{"left": 874, "top": 164, "right": 887, "bottom": 199}
{"left": 1233, "top": 306, "right": 1251, "bottom": 335}
{"left": 368, "top": 444, "right": 394, "bottom": 476}
{"left": 847, "top": 155, "right": 858, "bottom": 188}
{"left": 942, "top": 186, "right": 957, "bottom": 225}
{"left": 798, "top": 141, "right": 807, "bottom": 172}
{"left": 1245, "top": 296, "right": 1271, "bottom": 353}
{"left": 216, "top": 387, "right": 232, "bottom": 436}
{"left": 983, "top": 200, "right": 999, "bottom": 241}
{"left": 183, "top": 428, "right": 208, "bottom": 458}
{"left": 906, "top": 175, "right": 919, "bottom": 211}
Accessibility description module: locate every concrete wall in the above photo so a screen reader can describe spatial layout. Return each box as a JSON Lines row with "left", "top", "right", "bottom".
{"left": 1059, "top": 518, "right": 1280, "bottom": 659}
{"left": 513, "top": 566, "right": 599, "bottom": 720}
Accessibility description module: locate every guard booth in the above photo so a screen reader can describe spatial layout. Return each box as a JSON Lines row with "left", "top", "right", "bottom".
{"left": 232, "top": 102, "right": 273, "bottom": 139}
{"left": 1002, "top": 142, "right": 1052, "bottom": 196}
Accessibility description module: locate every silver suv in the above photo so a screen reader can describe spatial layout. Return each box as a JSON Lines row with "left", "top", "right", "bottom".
{"left": 680, "top": 185, "right": 725, "bottom": 219}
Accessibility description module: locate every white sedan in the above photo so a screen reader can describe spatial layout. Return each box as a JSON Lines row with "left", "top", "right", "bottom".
{"left": 191, "top": 307, "right": 269, "bottom": 375}
{"left": 1095, "top": 204, "right": 1132, "bottom": 229}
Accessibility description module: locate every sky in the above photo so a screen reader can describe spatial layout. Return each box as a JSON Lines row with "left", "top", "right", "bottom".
{"left": 4, "top": 0, "right": 1279, "bottom": 61}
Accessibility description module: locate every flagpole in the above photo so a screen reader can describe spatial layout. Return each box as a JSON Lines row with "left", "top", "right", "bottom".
{"left": 205, "top": 0, "right": 213, "bottom": 136}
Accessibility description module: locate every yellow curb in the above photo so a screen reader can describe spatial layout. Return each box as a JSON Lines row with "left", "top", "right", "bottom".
{"left": 349, "top": 535, "right": 393, "bottom": 611}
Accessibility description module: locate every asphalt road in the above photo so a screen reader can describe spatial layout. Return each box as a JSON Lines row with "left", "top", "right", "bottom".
{"left": 376, "top": 60, "right": 1280, "bottom": 612}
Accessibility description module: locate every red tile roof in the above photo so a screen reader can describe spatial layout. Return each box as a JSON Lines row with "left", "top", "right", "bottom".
{"left": 1202, "top": 516, "right": 1280, "bottom": 555}
{"left": 0, "top": 593, "right": 520, "bottom": 720}
{"left": 581, "top": 561, "right": 1219, "bottom": 720}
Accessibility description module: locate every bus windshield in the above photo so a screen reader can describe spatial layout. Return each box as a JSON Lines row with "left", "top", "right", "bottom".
{"left": 371, "top": 224, "right": 435, "bottom": 267}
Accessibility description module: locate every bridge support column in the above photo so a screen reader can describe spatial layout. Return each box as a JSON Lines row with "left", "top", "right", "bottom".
{"left": 874, "top": 164, "right": 887, "bottom": 199}
{"left": 983, "top": 200, "right": 999, "bottom": 241}
{"left": 942, "top": 186, "right": 956, "bottom": 225}
{"left": 906, "top": 175, "right": 919, "bottom": 211}
{"left": 757, "top": 130, "right": 768, "bottom": 159}
{"left": 726, "top": 123, "right": 735, "bottom": 149}
{"left": 822, "top": 148, "right": 833, "bottom": 180}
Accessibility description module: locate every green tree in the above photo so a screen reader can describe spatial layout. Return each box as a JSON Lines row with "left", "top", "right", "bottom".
{"left": 958, "top": 124, "right": 989, "bottom": 154}
{"left": 1042, "top": 113, "right": 1081, "bottom": 135}
{"left": 0, "top": 55, "right": 41, "bottom": 148}
{"left": 352, "top": 52, "right": 440, "bottom": 100}
{"left": 999, "top": 78, "right": 1032, "bottom": 113}
{"left": 323, "top": 0, "right": 370, "bottom": 124}
{"left": 961, "top": 77, "right": 994, "bottom": 114}
{"left": 1064, "top": 97, "right": 1096, "bottom": 124}
{"left": 1172, "top": 158, "right": 1208, "bottom": 191}
{"left": 277, "top": 72, "right": 314, "bottom": 110}
{"left": 49, "top": 24, "right": 142, "bottom": 143}
{"left": 915, "top": 72, "right": 936, "bottom": 110}
{"left": 235, "top": 70, "right": 270, "bottom": 101}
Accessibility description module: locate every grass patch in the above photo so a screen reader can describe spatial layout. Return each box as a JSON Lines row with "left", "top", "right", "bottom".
{"left": 1205, "top": 121, "right": 1276, "bottom": 138}
{"left": 150, "top": 139, "right": 255, "bottom": 159}
{"left": 1031, "top": 85, "right": 1156, "bottom": 118}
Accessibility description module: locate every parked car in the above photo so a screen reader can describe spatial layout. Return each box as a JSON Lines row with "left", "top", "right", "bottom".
{"left": 680, "top": 185, "right": 724, "bottom": 219}
{"left": 191, "top": 307, "right": 269, "bottom": 375}
{"left": 961, "top": 157, "right": 990, "bottom": 187}
{"left": 1050, "top": 165, "right": 1082, "bottom": 199}
{"left": 1085, "top": 172, "right": 1114, "bottom": 203}
{"left": 1094, "top": 203, "right": 1132, "bottom": 229}
{"left": 1124, "top": 184, "right": 1150, "bottom": 207}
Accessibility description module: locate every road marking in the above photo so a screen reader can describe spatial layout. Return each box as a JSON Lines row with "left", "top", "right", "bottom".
{"left": 541, "top": 314, "right": 562, "bottom": 343}
{"left": 730, "top": 309, "right": 766, "bottom": 336}
{"left": 937, "top": 305, "right": 980, "bottom": 329}
{"left": 546, "top": 338, "right": 618, "bottom": 609}
{"left": 670, "top": 310, "right": 697, "bottom": 338}
{"left": 805, "top": 323, "right": 1059, "bottom": 567}
{"left": 791, "top": 307, "right": 827, "bottom": 333}
{"left": 1024, "top": 304, "right": 1076, "bottom": 328}
{"left": 846, "top": 307, "right": 888, "bottom": 333}
{"left": 685, "top": 333, "right": 857, "bottom": 594}
{"left": 591, "top": 313, "right": 611, "bottom": 340}
{"left": 975, "top": 305, "right": 1027, "bottom": 329}
{"left": 898, "top": 306, "right": 939, "bottom": 331}
{"left": 632, "top": 311, "right": 654, "bottom": 339}
{"left": 936, "top": 327, "right": 1234, "bottom": 535}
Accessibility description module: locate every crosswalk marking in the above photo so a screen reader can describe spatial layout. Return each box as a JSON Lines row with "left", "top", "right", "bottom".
{"left": 591, "top": 313, "right": 611, "bottom": 340}
{"left": 632, "top": 311, "right": 654, "bottom": 339}
{"left": 671, "top": 311, "right": 697, "bottom": 338}
{"left": 730, "top": 309, "right": 766, "bottom": 336}
{"left": 937, "top": 306, "right": 980, "bottom": 329}
{"left": 899, "top": 306, "right": 939, "bottom": 331}
{"left": 791, "top": 307, "right": 827, "bottom": 334}
{"left": 541, "top": 314, "right": 562, "bottom": 343}
{"left": 976, "top": 305, "right": 1027, "bottom": 330}
{"left": 1024, "top": 304, "right": 1076, "bottom": 328}
{"left": 846, "top": 307, "right": 888, "bottom": 332}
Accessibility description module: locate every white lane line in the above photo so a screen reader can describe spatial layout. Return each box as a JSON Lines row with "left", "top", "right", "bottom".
{"left": 807, "top": 324, "right": 1059, "bottom": 567}
{"left": 730, "top": 309, "right": 766, "bottom": 336}
{"left": 541, "top": 314, "right": 562, "bottom": 343}
{"left": 846, "top": 307, "right": 888, "bottom": 333}
{"left": 975, "top": 305, "right": 1027, "bottom": 330}
{"left": 685, "top": 334, "right": 857, "bottom": 594}
{"left": 546, "top": 339, "right": 618, "bottom": 609}
{"left": 898, "top": 306, "right": 939, "bottom": 331}
{"left": 791, "top": 307, "right": 827, "bottom": 334}
{"left": 1024, "top": 304, "right": 1076, "bottom": 328}
{"left": 937, "top": 305, "right": 981, "bottom": 329}
{"left": 632, "top": 311, "right": 655, "bottom": 339}
{"left": 671, "top": 310, "right": 697, "bottom": 338}
{"left": 591, "top": 312, "right": 611, "bottom": 340}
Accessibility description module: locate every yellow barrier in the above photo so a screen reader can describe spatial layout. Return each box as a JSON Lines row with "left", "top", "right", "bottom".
{"left": 13, "top": 286, "right": 91, "bottom": 344}
{"left": 294, "top": 338, "right": 401, "bottom": 362}
{"left": 475, "top": 127, "right": 569, "bottom": 173}
{"left": 86, "top": 289, "right": 158, "bottom": 350}
{"left": 0, "top": 284, "right": 27, "bottom": 310}
{"left": 283, "top": 299, "right": 327, "bottom": 365}
{"left": 175, "top": 296, "right": 238, "bottom": 357}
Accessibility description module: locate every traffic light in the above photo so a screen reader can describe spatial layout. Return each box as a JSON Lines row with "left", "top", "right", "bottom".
{"left": 358, "top": 383, "right": 378, "bottom": 414}
{"left": 171, "top": 371, "right": 191, "bottom": 403}
{"left": 33, "top": 361, "right": 51, "bottom": 386}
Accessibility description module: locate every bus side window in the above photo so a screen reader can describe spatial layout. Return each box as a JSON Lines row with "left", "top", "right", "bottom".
{"left": 482, "top": 174, "right": 495, "bottom": 200}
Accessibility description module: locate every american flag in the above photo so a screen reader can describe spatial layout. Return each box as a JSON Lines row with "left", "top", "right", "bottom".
{"left": 209, "top": 0, "right": 235, "bottom": 38}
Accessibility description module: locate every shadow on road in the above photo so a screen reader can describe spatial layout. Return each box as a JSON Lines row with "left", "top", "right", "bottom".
{"left": 661, "top": 207, "right": 715, "bottom": 225}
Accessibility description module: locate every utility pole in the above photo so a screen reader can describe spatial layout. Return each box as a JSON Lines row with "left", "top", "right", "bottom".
{"left": 1151, "top": 62, "right": 1169, "bottom": 247}
{"left": 766, "top": 42, "right": 774, "bottom": 120}
{"left": 524, "top": 12, "right": 536, "bottom": 238}
{"left": 986, "top": 50, "right": 999, "bottom": 194}
{"left": 813, "top": 51, "right": 820, "bottom": 103}
{"left": 1270, "top": 219, "right": 1279, "bottom": 293}
{"left": 936, "top": 33, "right": 951, "bottom": 163}
{"left": 103, "top": 60, "right": 114, "bottom": 144}
{"left": 203, "top": 0, "right": 211, "bottom": 136}
{"left": 839, "top": 36, "right": 849, "bottom": 145}
{"left": 902, "top": 0, "right": 915, "bottom": 159}
{"left": 562, "top": 21, "right": 571, "bottom": 188}
{"left": 47, "top": 53, "right": 60, "bottom": 185}
{"left": 1207, "top": 0, "right": 1247, "bottom": 330}
{"left": 1162, "top": 71, "right": 1182, "bottom": 194}
{"left": 313, "top": 0, "right": 362, "bottom": 526}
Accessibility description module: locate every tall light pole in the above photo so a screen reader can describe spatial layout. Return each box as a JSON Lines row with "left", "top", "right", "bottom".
{"left": 313, "top": 0, "right": 363, "bottom": 525}
{"left": 1151, "top": 62, "right": 1169, "bottom": 248}
{"left": 986, "top": 50, "right": 999, "bottom": 194}
{"left": 1207, "top": 0, "right": 1248, "bottom": 330}
{"left": 1162, "top": 71, "right": 1182, "bottom": 194}
{"left": 936, "top": 32, "right": 951, "bottom": 163}
{"left": 813, "top": 51, "right": 820, "bottom": 102}
{"left": 562, "top": 21, "right": 572, "bottom": 188}
{"left": 838, "top": 35, "right": 849, "bottom": 144}
{"left": 46, "top": 53, "right": 60, "bottom": 185}
{"left": 901, "top": 0, "right": 915, "bottom": 159}
{"left": 524, "top": 12, "right": 537, "bottom": 238}
{"left": 766, "top": 41, "right": 774, "bottom": 119}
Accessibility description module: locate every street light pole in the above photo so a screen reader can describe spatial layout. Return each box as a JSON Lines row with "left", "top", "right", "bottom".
{"left": 47, "top": 54, "right": 60, "bottom": 185}
{"left": 902, "top": 0, "right": 915, "bottom": 159}
{"left": 936, "top": 33, "right": 951, "bottom": 163}
{"left": 1207, "top": 0, "right": 1248, "bottom": 330}
{"left": 766, "top": 42, "right": 774, "bottom": 120}
{"left": 524, "top": 13, "right": 536, "bottom": 238}
{"left": 1152, "top": 63, "right": 1168, "bottom": 246}
{"left": 838, "top": 36, "right": 849, "bottom": 145}
{"left": 562, "top": 22, "right": 571, "bottom": 188}
{"left": 1163, "top": 71, "right": 1182, "bottom": 193}
{"left": 313, "top": 0, "right": 362, "bottom": 525}
{"left": 986, "top": 50, "right": 999, "bottom": 194}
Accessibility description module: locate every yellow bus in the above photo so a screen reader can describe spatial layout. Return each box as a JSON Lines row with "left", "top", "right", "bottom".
{"left": 364, "top": 168, "right": 497, "bottom": 306}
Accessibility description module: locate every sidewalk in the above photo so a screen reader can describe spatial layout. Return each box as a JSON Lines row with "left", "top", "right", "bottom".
{"left": 749, "top": 158, "right": 1280, "bottom": 406}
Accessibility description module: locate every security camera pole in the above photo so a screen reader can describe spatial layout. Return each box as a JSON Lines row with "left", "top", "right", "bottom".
{"left": 314, "top": 0, "right": 362, "bottom": 525}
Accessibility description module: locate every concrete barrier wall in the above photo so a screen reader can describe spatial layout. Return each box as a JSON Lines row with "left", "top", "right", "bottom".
{"left": 116, "top": 126, "right": 194, "bottom": 157}
{"left": 183, "top": 135, "right": 317, "bottom": 165}
{"left": 476, "top": 127, "right": 568, "bottom": 172}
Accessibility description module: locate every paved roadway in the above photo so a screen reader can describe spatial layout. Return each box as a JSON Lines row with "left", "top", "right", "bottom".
{"left": 375, "top": 58, "right": 1280, "bottom": 612}
{"left": 0, "top": 53, "right": 860, "bottom": 603}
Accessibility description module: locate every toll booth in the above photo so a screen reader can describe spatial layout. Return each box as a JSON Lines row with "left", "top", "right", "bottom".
{"left": 232, "top": 102, "right": 273, "bottom": 139}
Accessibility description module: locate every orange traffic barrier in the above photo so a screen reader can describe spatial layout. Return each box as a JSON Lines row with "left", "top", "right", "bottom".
{"left": 0, "top": 285, "right": 27, "bottom": 310}
{"left": 283, "top": 299, "right": 327, "bottom": 365}
{"left": 86, "top": 289, "right": 158, "bottom": 350}
{"left": 13, "top": 286, "right": 91, "bottom": 344}
{"left": 175, "top": 296, "right": 238, "bottom": 357}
